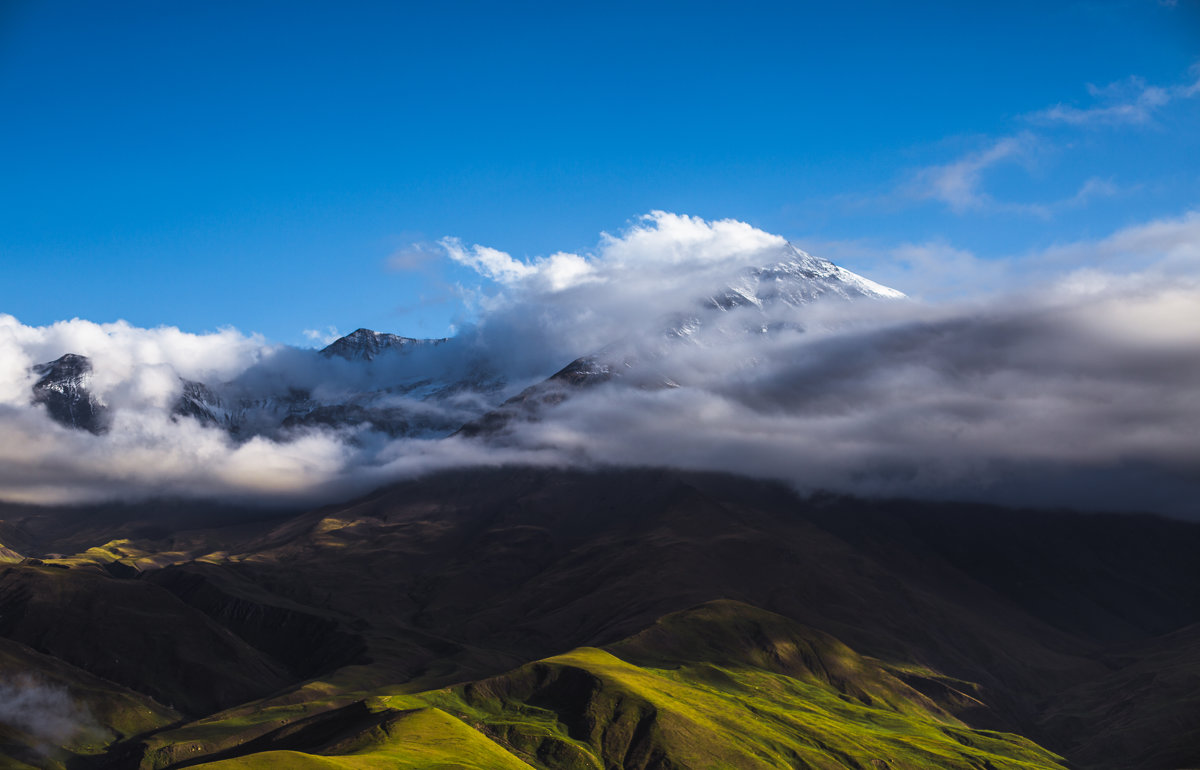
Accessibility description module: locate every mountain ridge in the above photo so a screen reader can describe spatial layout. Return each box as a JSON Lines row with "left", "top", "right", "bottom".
{"left": 27, "top": 246, "right": 903, "bottom": 444}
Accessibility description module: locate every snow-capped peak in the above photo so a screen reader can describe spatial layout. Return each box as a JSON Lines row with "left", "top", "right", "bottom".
{"left": 706, "top": 243, "right": 904, "bottom": 311}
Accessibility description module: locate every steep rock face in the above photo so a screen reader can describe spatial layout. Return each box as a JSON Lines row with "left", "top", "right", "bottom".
{"left": 173, "top": 379, "right": 226, "bottom": 428}
{"left": 319, "top": 328, "right": 448, "bottom": 362}
{"left": 30, "top": 353, "right": 107, "bottom": 434}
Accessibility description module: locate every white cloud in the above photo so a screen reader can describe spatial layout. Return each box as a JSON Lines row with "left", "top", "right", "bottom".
{"left": 0, "top": 316, "right": 268, "bottom": 408}
{"left": 443, "top": 211, "right": 785, "bottom": 292}
{"left": 595, "top": 211, "right": 786, "bottom": 268}
{"left": 1038, "top": 208, "right": 1200, "bottom": 278}
{"left": 443, "top": 211, "right": 800, "bottom": 368}
{"left": 492, "top": 283, "right": 1200, "bottom": 515}
{"left": 1028, "top": 67, "right": 1200, "bottom": 127}
{"left": 1, "top": 212, "right": 1198, "bottom": 517}
{"left": 303, "top": 326, "right": 342, "bottom": 346}
{"left": 823, "top": 208, "right": 1200, "bottom": 301}
{"left": 910, "top": 135, "right": 1036, "bottom": 213}
{"left": 440, "top": 237, "right": 539, "bottom": 285}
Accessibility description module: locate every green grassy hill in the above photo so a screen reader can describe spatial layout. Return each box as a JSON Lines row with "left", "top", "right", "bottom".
{"left": 118, "top": 602, "right": 1065, "bottom": 770}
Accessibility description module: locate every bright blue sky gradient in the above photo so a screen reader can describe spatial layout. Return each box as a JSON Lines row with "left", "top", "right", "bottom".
{"left": 2, "top": 1, "right": 1198, "bottom": 344}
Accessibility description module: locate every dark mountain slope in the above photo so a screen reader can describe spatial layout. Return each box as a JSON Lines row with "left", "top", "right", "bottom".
{"left": 1038, "top": 622, "right": 1200, "bottom": 769}
{"left": 0, "top": 562, "right": 293, "bottom": 716}
{"left": 804, "top": 499, "right": 1200, "bottom": 643}
{"left": 3, "top": 467, "right": 1199, "bottom": 768}
{"left": 318, "top": 328, "right": 447, "bottom": 362}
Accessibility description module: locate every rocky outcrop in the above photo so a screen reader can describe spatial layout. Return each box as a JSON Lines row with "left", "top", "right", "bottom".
{"left": 31, "top": 353, "right": 107, "bottom": 434}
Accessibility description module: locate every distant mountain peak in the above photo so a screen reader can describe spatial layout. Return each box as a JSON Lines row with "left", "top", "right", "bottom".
{"left": 707, "top": 243, "right": 905, "bottom": 311}
{"left": 31, "top": 353, "right": 107, "bottom": 434}
{"left": 319, "top": 328, "right": 448, "bottom": 362}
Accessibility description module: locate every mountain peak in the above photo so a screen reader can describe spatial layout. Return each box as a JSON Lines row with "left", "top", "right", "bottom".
{"left": 32, "top": 352, "right": 92, "bottom": 379}
{"left": 319, "top": 328, "right": 447, "bottom": 362}
{"left": 709, "top": 244, "right": 905, "bottom": 311}
{"left": 31, "top": 353, "right": 107, "bottom": 434}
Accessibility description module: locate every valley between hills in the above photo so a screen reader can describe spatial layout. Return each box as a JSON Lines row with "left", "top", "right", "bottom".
{"left": 2, "top": 467, "right": 1198, "bottom": 769}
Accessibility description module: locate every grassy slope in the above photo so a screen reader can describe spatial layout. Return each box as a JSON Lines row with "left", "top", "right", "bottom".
{"left": 158, "top": 602, "right": 1065, "bottom": 770}
{"left": 193, "top": 708, "right": 534, "bottom": 770}
{"left": 421, "top": 601, "right": 1066, "bottom": 770}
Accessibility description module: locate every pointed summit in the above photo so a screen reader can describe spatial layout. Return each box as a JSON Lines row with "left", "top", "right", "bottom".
{"left": 319, "top": 328, "right": 447, "bottom": 362}
{"left": 708, "top": 243, "right": 904, "bottom": 311}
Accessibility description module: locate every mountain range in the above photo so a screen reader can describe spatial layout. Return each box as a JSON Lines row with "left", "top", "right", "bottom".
{"left": 25, "top": 244, "right": 902, "bottom": 444}
{"left": 5, "top": 246, "right": 1199, "bottom": 768}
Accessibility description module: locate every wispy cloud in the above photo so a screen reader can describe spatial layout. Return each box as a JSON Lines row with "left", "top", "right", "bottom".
{"left": 387, "top": 241, "right": 443, "bottom": 272}
{"left": 1027, "top": 66, "right": 1200, "bottom": 127}
{"left": 897, "top": 63, "right": 1195, "bottom": 217}
{"left": 440, "top": 236, "right": 597, "bottom": 291}
{"left": 1040, "top": 207, "right": 1200, "bottom": 281}
{"left": 814, "top": 208, "right": 1200, "bottom": 300}
{"left": 302, "top": 326, "right": 341, "bottom": 346}
{"left": 904, "top": 135, "right": 1117, "bottom": 217}
{"left": 0, "top": 676, "right": 105, "bottom": 756}
{"left": 1063, "top": 176, "right": 1120, "bottom": 206}
{"left": 907, "top": 134, "right": 1037, "bottom": 214}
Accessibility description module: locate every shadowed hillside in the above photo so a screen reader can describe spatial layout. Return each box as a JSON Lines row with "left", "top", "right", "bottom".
{"left": 2, "top": 467, "right": 1199, "bottom": 768}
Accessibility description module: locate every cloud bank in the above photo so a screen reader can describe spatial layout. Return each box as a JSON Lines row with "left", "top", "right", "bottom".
{"left": 1, "top": 212, "right": 1198, "bottom": 517}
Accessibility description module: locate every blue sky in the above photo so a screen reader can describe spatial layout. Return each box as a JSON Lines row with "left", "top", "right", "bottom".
{"left": 2, "top": 0, "right": 1198, "bottom": 345}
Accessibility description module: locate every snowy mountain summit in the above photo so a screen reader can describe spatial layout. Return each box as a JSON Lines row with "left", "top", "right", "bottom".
{"left": 709, "top": 244, "right": 904, "bottom": 311}
{"left": 458, "top": 245, "right": 906, "bottom": 436}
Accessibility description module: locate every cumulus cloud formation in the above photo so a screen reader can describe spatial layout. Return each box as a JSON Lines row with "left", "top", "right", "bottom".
{"left": 0, "top": 212, "right": 1198, "bottom": 517}
{"left": 452, "top": 212, "right": 798, "bottom": 367}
